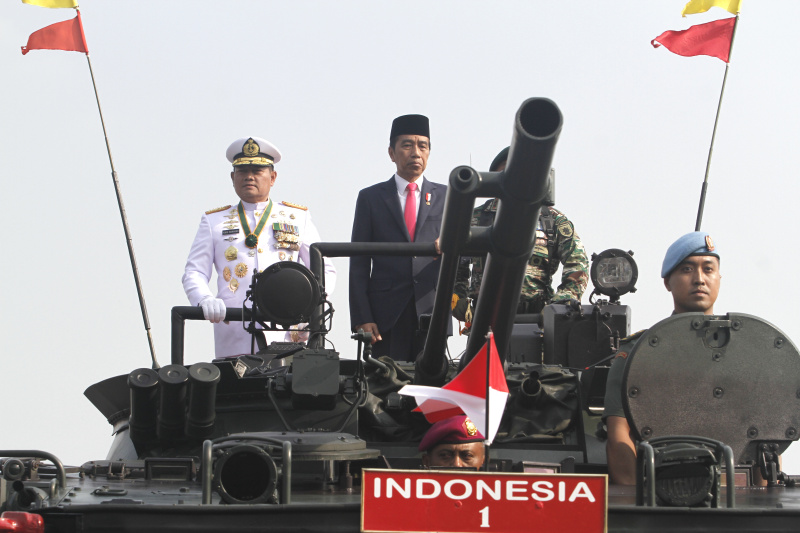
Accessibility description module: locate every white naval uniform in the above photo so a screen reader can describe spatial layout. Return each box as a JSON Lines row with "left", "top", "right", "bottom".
{"left": 182, "top": 199, "right": 336, "bottom": 358}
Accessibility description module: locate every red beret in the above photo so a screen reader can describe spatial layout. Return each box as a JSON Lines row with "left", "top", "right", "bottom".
{"left": 419, "top": 415, "right": 485, "bottom": 452}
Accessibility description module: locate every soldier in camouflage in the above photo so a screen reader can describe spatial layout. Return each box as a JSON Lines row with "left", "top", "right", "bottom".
{"left": 452, "top": 147, "right": 589, "bottom": 327}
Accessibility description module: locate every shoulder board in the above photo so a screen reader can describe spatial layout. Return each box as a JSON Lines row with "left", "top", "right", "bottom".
{"left": 205, "top": 205, "right": 232, "bottom": 215}
{"left": 620, "top": 329, "right": 647, "bottom": 344}
{"left": 281, "top": 201, "right": 308, "bottom": 211}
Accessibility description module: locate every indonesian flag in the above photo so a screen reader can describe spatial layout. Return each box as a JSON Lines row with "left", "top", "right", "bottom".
{"left": 651, "top": 18, "right": 735, "bottom": 63}
{"left": 398, "top": 333, "right": 509, "bottom": 445}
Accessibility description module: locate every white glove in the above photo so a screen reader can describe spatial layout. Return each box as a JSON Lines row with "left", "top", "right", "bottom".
{"left": 199, "top": 297, "right": 226, "bottom": 323}
{"left": 288, "top": 323, "right": 309, "bottom": 343}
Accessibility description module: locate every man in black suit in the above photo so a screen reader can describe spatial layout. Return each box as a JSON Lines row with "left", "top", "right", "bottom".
{"left": 349, "top": 114, "right": 447, "bottom": 362}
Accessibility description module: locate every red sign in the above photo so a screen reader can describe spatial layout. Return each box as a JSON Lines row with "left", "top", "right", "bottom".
{"left": 361, "top": 469, "right": 606, "bottom": 533}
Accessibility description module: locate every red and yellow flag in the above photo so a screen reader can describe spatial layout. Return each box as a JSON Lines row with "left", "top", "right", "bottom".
{"left": 682, "top": 0, "right": 742, "bottom": 17}
{"left": 22, "top": 0, "right": 78, "bottom": 7}
{"left": 21, "top": 11, "right": 88, "bottom": 55}
{"left": 652, "top": 17, "right": 735, "bottom": 63}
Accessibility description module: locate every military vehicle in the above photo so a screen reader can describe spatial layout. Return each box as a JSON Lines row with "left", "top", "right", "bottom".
{"left": 3, "top": 98, "right": 800, "bottom": 532}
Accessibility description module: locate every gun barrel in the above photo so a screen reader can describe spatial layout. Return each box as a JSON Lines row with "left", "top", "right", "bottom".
{"left": 414, "top": 166, "right": 485, "bottom": 383}
{"left": 413, "top": 98, "right": 562, "bottom": 384}
{"left": 464, "top": 97, "right": 562, "bottom": 367}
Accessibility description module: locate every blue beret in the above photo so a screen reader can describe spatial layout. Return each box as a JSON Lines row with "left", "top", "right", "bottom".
{"left": 661, "top": 231, "right": 719, "bottom": 278}
{"left": 419, "top": 415, "right": 484, "bottom": 452}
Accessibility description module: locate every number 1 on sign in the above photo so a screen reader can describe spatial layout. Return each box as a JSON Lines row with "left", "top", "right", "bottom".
{"left": 479, "top": 506, "right": 490, "bottom": 528}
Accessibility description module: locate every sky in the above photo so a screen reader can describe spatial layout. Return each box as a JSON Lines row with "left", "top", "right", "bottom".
{"left": 2, "top": 1, "right": 800, "bottom": 471}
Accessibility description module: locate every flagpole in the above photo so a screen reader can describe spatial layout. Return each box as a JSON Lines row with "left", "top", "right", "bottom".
{"left": 695, "top": 14, "right": 740, "bottom": 231}
{"left": 484, "top": 329, "right": 491, "bottom": 472}
{"left": 83, "top": 39, "right": 160, "bottom": 369}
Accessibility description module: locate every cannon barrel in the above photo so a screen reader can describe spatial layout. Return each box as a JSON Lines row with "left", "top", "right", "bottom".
{"left": 416, "top": 98, "right": 563, "bottom": 383}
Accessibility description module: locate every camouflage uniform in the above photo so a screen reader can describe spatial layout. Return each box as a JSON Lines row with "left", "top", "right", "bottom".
{"left": 454, "top": 200, "right": 589, "bottom": 314}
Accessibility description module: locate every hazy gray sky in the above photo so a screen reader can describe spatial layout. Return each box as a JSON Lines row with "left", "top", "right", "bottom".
{"left": 2, "top": 1, "right": 799, "bottom": 470}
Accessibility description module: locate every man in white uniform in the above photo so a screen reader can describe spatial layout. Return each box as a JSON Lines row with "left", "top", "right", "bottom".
{"left": 183, "top": 136, "right": 336, "bottom": 358}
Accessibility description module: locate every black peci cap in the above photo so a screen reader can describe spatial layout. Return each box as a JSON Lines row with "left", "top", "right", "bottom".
{"left": 390, "top": 114, "right": 430, "bottom": 140}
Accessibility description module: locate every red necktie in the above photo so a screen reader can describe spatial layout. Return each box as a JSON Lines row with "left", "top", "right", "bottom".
{"left": 404, "top": 182, "right": 418, "bottom": 241}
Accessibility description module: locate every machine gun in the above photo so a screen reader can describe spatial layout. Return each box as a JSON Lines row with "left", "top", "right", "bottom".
{"left": 416, "top": 97, "right": 562, "bottom": 385}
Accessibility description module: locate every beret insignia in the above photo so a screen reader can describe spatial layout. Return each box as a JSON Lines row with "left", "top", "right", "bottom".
{"left": 464, "top": 418, "right": 478, "bottom": 436}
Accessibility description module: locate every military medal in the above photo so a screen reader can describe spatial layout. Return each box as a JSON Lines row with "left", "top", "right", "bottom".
{"left": 224, "top": 246, "right": 238, "bottom": 261}
{"left": 223, "top": 266, "right": 232, "bottom": 282}
{"left": 234, "top": 262, "right": 248, "bottom": 278}
{"left": 289, "top": 214, "right": 296, "bottom": 220}
{"left": 248, "top": 250, "right": 256, "bottom": 257}
{"left": 273, "top": 222, "right": 301, "bottom": 252}
{"left": 279, "top": 251, "right": 286, "bottom": 260}
{"left": 237, "top": 200, "right": 273, "bottom": 249}
{"left": 229, "top": 278, "right": 239, "bottom": 292}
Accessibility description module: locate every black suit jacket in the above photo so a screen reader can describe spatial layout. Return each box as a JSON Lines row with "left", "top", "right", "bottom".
{"left": 349, "top": 176, "right": 447, "bottom": 333}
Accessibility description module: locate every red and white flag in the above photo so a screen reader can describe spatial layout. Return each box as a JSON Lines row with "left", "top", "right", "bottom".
{"left": 399, "top": 333, "right": 509, "bottom": 445}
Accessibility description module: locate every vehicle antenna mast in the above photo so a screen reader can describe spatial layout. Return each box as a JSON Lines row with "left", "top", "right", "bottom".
{"left": 85, "top": 48, "right": 160, "bottom": 369}
{"left": 695, "top": 14, "right": 740, "bottom": 231}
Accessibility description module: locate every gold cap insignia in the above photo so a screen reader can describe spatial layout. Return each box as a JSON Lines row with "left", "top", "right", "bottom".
{"left": 243, "top": 138, "right": 260, "bottom": 157}
{"left": 464, "top": 418, "right": 478, "bottom": 436}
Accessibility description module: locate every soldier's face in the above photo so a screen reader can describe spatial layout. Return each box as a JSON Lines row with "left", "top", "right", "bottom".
{"left": 422, "top": 443, "right": 485, "bottom": 469}
{"left": 231, "top": 165, "right": 277, "bottom": 203}
{"left": 389, "top": 135, "right": 430, "bottom": 182}
{"left": 664, "top": 255, "right": 720, "bottom": 314}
